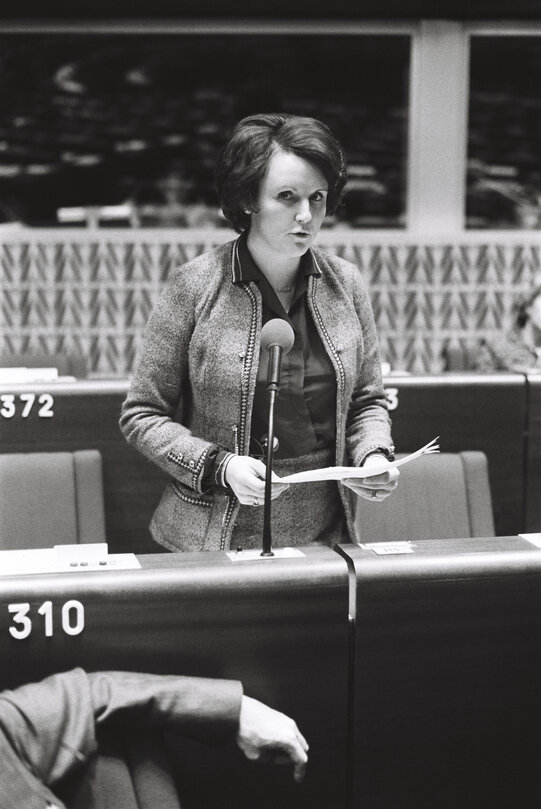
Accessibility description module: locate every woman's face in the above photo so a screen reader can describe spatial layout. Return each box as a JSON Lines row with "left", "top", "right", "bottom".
{"left": 527, "top": 291, "right": 541, "bottom": 332}
{"left": 247, "top": 146, "right": 328, "bottom": 259}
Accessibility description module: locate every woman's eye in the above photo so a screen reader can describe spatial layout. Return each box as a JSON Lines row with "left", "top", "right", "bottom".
{"left": 278, "top": 191, "right": 294, "bottom": 201}
{"left": 311, "top": 192, "right": 326, "bottom": 203}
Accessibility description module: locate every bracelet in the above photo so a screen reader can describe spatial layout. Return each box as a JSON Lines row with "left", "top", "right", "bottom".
{"left": 216, "top": 453, "right": 235, "bottom": 489}
{"left": 363, "top": 446, "right": 395, "bottom": 463}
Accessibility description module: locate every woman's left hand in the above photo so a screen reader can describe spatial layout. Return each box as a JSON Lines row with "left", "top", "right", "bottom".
{"left": 342, "top": 453, "right": 399, "bottom": 502}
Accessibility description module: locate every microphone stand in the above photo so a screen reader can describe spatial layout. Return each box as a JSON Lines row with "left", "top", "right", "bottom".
{"left": 261, "top": 346, "right": 281, "bottom": 557}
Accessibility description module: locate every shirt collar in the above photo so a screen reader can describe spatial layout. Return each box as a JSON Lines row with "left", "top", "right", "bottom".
{"left": 232, "top": 231, "right": 321, "bottom": 284}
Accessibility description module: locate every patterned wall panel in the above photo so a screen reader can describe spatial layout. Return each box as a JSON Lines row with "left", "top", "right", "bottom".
{"left": 1, "top": 231, "right": 540, "bottom": 376}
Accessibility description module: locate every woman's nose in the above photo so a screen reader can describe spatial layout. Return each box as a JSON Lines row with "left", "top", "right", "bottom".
{"left": 295, "top": 200, "right": 312, "bottom": 223}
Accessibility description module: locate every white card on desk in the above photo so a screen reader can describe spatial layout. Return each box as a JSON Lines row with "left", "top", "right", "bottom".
{"left": 0, "top": 545, "right": 141, "bottom": 576}
{"left": 361, "top": 541, "right": 415, "bottom": 555}
{"left": 519, "top": 533, "right": 541, "bottom": 549}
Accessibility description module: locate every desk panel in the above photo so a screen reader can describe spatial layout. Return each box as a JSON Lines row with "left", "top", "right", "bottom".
{"left": 526, "top": 373, "right": 541, "bottom": 531}
{"left": 385, "top": 373, "right": 527, "bottom": 535}
{"left": 340, "top": 537, "right": 541, "bottom": 809}
{"left": 0, "top": 546, "right": 349, "bottom": 809}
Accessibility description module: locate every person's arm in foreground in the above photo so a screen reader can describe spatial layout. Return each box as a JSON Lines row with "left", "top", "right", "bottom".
{"left": 0, "top": 669, "right": 308, "bottom": 787}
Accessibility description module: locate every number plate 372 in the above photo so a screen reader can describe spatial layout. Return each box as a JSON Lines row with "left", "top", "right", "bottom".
{"left": 0, "top": 393, "right": 54, "bottom": 419}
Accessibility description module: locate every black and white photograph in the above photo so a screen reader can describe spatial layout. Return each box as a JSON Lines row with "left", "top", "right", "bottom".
{"left": 0, "top": 2, "right": 540, "bottom": 807}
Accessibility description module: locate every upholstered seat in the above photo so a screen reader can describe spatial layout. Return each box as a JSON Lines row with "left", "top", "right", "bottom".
{"left": 0, "top": 450, "right": 106, "bottom": 548}
{"left": 355, "top": 451, "right": 495, "bottom": 543}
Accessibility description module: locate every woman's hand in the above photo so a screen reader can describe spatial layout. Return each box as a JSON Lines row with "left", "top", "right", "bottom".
{"left": 225, "top": 455, "right": 289, "bottom": 506}
{"left": 342, "top": 453, "right": 399, "bottom": 502}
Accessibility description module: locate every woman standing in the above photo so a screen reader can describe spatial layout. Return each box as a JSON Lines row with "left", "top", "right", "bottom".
{"left": 120, "top": 113, "right": 398, "bottom": 552}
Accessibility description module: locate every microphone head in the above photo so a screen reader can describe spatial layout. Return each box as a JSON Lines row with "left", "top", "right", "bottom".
{"left": 260, "top": 318, "right": 295, "bottom": 355}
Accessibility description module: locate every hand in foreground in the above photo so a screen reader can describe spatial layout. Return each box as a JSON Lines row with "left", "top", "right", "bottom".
{"left": 342, "top": 453, "right": 399, "bottom": 502}
{"left": 236, "top": 695, "right": 309, "bottom": 783}
{"left": 225, "top": 455, "right": 289, "bottom": 506}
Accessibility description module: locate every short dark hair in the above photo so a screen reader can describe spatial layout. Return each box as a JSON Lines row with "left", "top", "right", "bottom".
{"left": 215, "top": 113, "right": 348, "bottom": 233}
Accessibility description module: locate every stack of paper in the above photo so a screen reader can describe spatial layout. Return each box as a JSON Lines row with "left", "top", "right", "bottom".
{"left": 274, "top": 437, "right": 440, "bottom": 484}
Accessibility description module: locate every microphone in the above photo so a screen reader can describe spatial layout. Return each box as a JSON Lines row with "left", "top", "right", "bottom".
{"left": 260, "top": 319, "right": 295, "bottom": 392}
{"left": 259, "top": 319, "right": 295, "bottom": 557}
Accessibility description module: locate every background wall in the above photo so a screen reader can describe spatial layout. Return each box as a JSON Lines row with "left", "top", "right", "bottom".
{"left": 2, "top": 229, "right": 540, "bottom": 375}
{"left": 1, "top": 19, "right": 540, "bottom": 375}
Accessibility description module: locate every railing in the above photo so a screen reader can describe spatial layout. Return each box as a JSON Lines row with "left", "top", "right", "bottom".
{"left": 1, "top": 227, "right": 540, "bottom": 375}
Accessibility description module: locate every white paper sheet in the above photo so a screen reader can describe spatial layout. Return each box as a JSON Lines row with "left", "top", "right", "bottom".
{"left": 226, "top": 547, "right": 306, "bottom": 562}
{"left": 274, "top": 437, "right": 440, "bottom": 484}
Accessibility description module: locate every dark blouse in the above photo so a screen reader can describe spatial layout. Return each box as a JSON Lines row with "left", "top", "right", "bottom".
{"left": 237, "top": 233, "right": 337, "bottom": 459}
{"left": 203, "top": 234, "right": 337, "bottom": 489}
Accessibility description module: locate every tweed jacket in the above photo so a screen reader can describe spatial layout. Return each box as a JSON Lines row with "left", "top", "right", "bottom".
{"left": 0, "top": 668, "right": 242, "bottom": 809}
{"left": 120, "top": 237, "right": 394, "bottom": 552}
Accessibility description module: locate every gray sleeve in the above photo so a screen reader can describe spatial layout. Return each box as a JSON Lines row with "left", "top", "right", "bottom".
{"left": 345, "top": 267, "right": 395, "bottom": 466}
{"left": 89, "top": 670, "right": 243, "bottom": 746}
{"left": 0, "top": 668, "right": 98, "bottom": 786}
{"left": 119, "top": 267, "right": 214, "bottom": 492}
{"left": 0, "top": 668, "right": 243, "bottom": 788}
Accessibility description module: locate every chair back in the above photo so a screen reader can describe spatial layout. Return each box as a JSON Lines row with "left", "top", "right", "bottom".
{"left": 0, "top": 450, "right": 106, "bottom": 548}
{"left": 355, "top": 451, "right": 495, "bottom": 543}
{"left": 441, "top": 343, "right": 478, "bottom": 371}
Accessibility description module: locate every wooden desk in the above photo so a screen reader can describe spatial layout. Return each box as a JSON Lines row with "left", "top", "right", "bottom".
{"left": 384, "top": 373, "right": 527, "bottom": 535}
{"left": 0, "top": 546, "right": 350, "bottom": 809}
{"left": 0, "top": 373, "right": 531, "bottom": 550}
{"left": 340, "top": 537, "right": 541, "bottom": 809}
{"left": 1, "top": 539, "right": 539, "bottom": 808}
